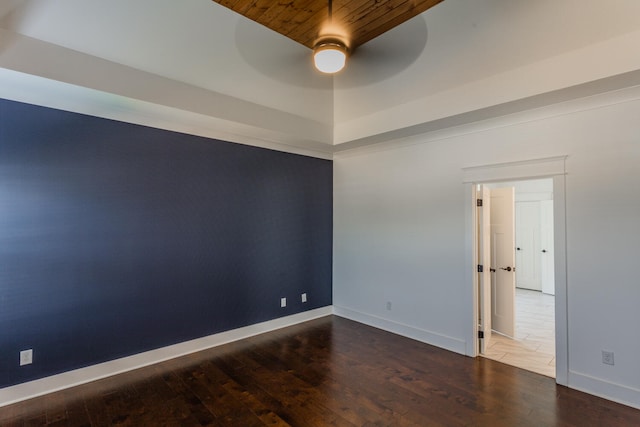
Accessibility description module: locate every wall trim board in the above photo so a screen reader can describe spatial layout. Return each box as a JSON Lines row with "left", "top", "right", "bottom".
{"left": 333, "top": 305, "right": 467, "bottom": 356}
{"left": 0, "top": 68, "right": 333, "bottom": 160}
{"left": 569, "top": 370, "right": 640, "bottom": 410}
{"left": 0, "top": 307, "right": 333, "bottom": 408}
{"left": 333, "top": 82, "right": 640, "bottom": 159}
{"left": 462, "top": 156, "right": 567, "bottom": 183}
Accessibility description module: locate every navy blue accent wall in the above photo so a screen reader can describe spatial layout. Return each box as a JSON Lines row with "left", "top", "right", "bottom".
{"left": 0, "top": 98, "right": 332, "bottom": 387}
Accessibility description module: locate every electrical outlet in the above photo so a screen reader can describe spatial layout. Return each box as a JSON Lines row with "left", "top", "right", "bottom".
{"left": 301, "top": 293, "right": 307, "bottom": 303}
{"left": 386, "top": 301, "right": 392, "bottom": 311}
{"left": 602, "top": 350, "right": 614, "bottom": 366}
{"left": 281, "top": 297, "right": 287, "bottom": 308}
{"left": 20, "top": 349, "right": 33, "bottom": 366}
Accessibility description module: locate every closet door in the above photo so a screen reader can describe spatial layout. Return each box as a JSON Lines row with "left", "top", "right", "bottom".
{"left": 515, "top": 201, "right": 542, "bottom": 291}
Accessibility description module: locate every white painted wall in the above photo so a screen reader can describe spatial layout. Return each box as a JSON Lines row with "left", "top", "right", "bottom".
{"left": 334, "top": 0, "right": 640, "bottom": 144}
{"left": 333, "top": 87, "right": 640, "bottom": 408}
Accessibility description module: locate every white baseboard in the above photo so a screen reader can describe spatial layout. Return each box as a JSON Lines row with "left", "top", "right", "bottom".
{"left": 333, "top": 305, "right": 467, "bottom": 355}
{"left": 0, "top": 306, "right": 333, "bottom": 407}
{"left": 569, "top": 370, "right": 640, "bottom": 410}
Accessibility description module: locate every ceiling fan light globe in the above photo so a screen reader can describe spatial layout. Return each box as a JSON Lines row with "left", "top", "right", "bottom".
{"left": 313, "top": 44, "right": 347, "bottom": 73}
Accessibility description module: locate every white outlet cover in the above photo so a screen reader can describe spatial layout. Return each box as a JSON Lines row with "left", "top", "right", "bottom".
{"left": 281, "top": 297, "right": 286, "bottom": 308}
{"left": 20, "top": 349, "right": 33, "bottom": 366}
{"left": 301, "top": 293, "right": 307, "bottom": 303}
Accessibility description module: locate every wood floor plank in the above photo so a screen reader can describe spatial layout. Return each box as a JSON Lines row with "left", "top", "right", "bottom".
{"left": 225, "top": 350, "right": 358, "bottom": 427}
{"left": 248, "top": 335, "right": 401, "bottom": 425}
{"left": 64, "top": 399, "right": 92, "bottom": 427}
{"left": 2, "top": 315, "right": 640, "bottom": 426}
{"left": 174, "top": 364, "right": 264, "bottom": 426}
{"left": 198, "top": 359, "right": 291, "bottom": 426}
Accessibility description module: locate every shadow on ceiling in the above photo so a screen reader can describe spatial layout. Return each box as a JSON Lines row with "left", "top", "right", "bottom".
{"left": 234, "top": 14, "right": 428, "bottom": 89}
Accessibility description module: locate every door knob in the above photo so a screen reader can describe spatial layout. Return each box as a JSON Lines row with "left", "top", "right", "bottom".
{"left": 516, "top": 247, "right": 521, "bottom": 251}
{"left": 542, "top": 249, "right": 547, "bottom": 253}
{"left": 499, "top": 266, "right": 512, "bottom": 272}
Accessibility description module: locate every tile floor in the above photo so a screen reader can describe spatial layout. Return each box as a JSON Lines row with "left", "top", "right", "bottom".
{"left": 482, "top": 288, "right": 556, "bottom": 377}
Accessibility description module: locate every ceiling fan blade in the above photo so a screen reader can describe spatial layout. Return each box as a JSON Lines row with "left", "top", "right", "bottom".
{"left": 337, "top": 14, "right": 429, "bottom": 87}
{"left": 235, "top": 11, "right": 428, "bottom": 86}
{"left": 234, "top": 15, "right": 331, "bottom": 89}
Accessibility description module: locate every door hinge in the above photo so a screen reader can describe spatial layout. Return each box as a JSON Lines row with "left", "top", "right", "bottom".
{"left": 477, "top": 199, "right": 483, "bottom": 207}
{"left": 478, "top": 330, "right": 484, "bottom": 339}
{"left": 477, "top": 264, "right": 483, "bottom": 273}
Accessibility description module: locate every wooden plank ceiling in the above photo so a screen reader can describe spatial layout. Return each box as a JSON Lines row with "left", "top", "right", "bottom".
{"left": 213, "top": 0, "right": 444, "bottom": 50}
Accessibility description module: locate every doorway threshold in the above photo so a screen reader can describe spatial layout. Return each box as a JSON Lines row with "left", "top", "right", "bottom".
{"left": 482, "top": 289, "right": 556, "bottom": 378}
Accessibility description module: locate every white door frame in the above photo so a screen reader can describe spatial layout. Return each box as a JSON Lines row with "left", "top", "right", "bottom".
{"left": 463, "top": 156, "right": 568, "bottom": 386}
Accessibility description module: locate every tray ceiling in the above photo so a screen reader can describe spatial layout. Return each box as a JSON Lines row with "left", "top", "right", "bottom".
{"left": 213, "top": 0, "right": 444, "bottom": 50}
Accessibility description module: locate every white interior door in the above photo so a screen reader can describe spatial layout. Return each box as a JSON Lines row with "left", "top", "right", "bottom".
{"left": 515, "top": 201, "right": 542, "bottom": 291}
{"left": 540, "top": 200, "right": 555, "bottom": 295}
{"left": 490, "top": 187, "right": 516, "bottom": 338}
{"left": 478, "top": 186, "right": 492, "bottom": 353}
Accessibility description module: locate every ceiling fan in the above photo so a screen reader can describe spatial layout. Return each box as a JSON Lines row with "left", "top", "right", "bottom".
{"left": 213, "top": 0, "right": 444, "bottom": 75}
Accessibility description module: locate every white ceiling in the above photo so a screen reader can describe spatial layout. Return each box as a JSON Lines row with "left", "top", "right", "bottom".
{"left": 1, "top": 0, "right": 640, "bottom": 157}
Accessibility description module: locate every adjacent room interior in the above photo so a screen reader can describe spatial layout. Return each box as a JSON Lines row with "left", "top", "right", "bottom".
{"left": 478, "top": 179, "right": 556, "bottom": 378}
{"left": 1, "top": 0, "right": 640, "bottom": 424}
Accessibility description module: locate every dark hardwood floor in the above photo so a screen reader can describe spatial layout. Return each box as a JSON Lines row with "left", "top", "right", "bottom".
{"left": 2, "top": 315, "right": 639, "bottom": 426}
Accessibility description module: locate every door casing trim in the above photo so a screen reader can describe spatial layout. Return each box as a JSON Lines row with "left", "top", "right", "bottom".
{"left": 463, "top": 156, "right": 568, "bottom": 386}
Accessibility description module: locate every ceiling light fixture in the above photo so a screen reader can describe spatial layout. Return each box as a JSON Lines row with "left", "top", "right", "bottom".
{"left": 313, "top": 39, "right": 347, "bottom": 74}
{"left": 313, "top": 0, "right": 347, "bottom": 74}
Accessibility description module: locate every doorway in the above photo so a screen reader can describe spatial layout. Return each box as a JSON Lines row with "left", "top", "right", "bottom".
{"left": 463, "top": 156, "right": 568, "bottom": 385}
{"left": 477, "top": 179, "right": 556, "bottom": 377}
